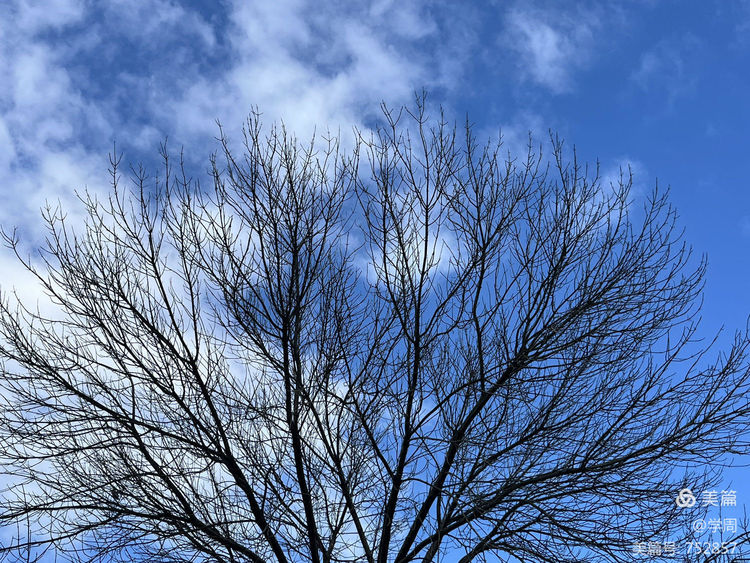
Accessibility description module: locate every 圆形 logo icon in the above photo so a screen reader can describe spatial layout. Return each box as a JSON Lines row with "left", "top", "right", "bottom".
{"left": 676, "top": 488, "right": 696, "bottom": 508}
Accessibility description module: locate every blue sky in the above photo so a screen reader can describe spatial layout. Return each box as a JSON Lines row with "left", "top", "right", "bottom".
{"left": 3, "top": 0, "right": 750, "bottom": 335}
{"left": 2, "top": 0, "right": 750, "bottom": 558}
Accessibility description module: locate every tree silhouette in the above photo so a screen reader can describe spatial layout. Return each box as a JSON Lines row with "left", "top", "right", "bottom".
{"left": 1, "top": 101, "right": 750, "bottom": 562}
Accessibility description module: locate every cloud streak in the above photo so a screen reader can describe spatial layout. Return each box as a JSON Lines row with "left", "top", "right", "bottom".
{"left": 502, "top": 3, "right": 611, "bottom": 94}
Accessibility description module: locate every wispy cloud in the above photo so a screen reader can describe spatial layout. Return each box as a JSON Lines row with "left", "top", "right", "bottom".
{"left": 0, "top": 0, "right": 476, "bottom": 314}
{"left": 600, "top": 157, "right": 647, "bottom": 199}
{"left": 630, "top": 35, "right": 700, "bottom": 106}
{"left": 0, "top": 0, "right": 105, "bottom": 233}
{"left": 170, "top": 0, "right": 468, "bottom": 144}
{"left": 0, "top": 0, "right": 477, "bottom": 245}
{"left": 502, "top": 3, "right": 605, "bottom": 93}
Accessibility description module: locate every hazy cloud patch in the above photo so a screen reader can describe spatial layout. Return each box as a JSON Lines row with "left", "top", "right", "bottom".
{"left": 502, "top": 3, "right": 604, "bottom": 93}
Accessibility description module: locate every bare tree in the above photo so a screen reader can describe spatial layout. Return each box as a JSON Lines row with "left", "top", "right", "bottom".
{"left": 1, "top": 101, "right": 750, "bottom": 562}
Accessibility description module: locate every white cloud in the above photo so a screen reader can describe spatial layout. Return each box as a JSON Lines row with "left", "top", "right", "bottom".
{"left": 0, "top": 0, "right": 224, "bottom": 238}
{"left": 104, "top": 0, "right": 216, "bottom": 47}
{"left": 0, "top": 9, "right": 107, "bottom": 240}
{"left": 169, "top": 0, "right": 456, "bottom": 148}
{"left": 15, "top": 0, "right": 85, "bottom": 32}
{"left": 0, "top": 0, "right": 474, "bottom": 301}
{"left": 503, "top": 4, "right": 604, "bottom": 93}
{"left": 0, "top": 118, "right": 16, "bottom": 172}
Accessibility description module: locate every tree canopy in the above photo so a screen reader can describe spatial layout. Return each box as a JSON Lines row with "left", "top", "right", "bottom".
{"left": 1, "top": 102, "right": 749, "bottom": 562}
